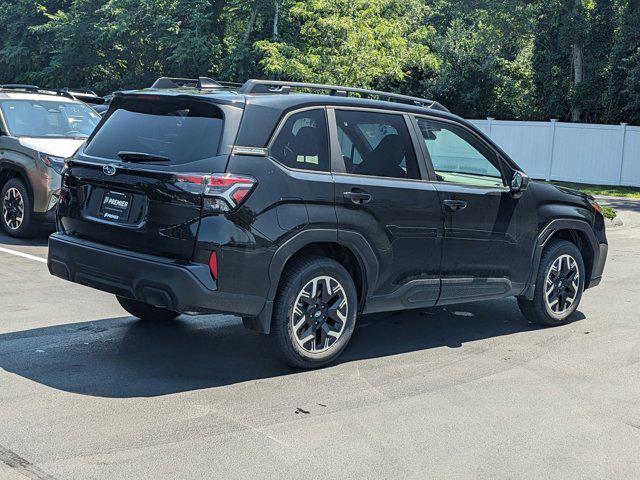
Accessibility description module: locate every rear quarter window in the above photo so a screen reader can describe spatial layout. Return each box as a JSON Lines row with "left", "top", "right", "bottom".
{"left": 85, "top": 97, "right": 224, "bottom": 166}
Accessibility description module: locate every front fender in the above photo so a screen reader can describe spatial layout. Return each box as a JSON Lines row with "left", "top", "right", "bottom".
{"left": 522, "top": 218, "right": 602, "bottom": 299}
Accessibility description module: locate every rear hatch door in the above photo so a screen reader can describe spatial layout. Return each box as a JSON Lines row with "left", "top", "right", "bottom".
{"left": 59, "top": 93, "right": 241, "bottom": 260}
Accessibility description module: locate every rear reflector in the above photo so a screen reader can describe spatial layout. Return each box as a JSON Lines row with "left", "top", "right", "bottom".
{"left": 209, "top": 251, "right": 218, "bottom": 280}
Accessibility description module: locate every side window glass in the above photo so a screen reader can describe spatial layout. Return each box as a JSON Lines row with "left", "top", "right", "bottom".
{"left": 335, "top": 110, "right": 420, "bottom": 180}
{"left": 337, "top": 125, "right": 364, "bottom": 173}
{"left": 270, "top": 109, "right": 330, "bottom": 172}
{"left": 416, "top": 118, "right": 504, "bottom": 187}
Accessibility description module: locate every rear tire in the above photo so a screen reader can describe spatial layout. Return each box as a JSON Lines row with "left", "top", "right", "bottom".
{"left": 1, "top": 178, "right": 35, "bottom": 238}
{"left": 116, "top": 296, "right": 180, "bottom": 321}
{"left": 518, "top": 239, "right": 585, "bottom": 326}
{"left": 270, "top": 256, "right": 357, "bottom": 369}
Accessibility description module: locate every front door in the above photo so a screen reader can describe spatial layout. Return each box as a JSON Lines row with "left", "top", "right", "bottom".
{"left": 329, "top": 108, "right": 444, "bottom": 311}
{"left": 413, "top": 116, "right": 537, "bottom": 305}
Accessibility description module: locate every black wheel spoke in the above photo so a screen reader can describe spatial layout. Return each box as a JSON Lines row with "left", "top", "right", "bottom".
{"left": 320, "top": 281, "right": 334, "bottom": 303}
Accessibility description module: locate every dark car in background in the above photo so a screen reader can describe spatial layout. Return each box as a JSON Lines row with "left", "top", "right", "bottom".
{"left": 47, "top": 77, "right": 608, "bottom": 368}
{"left": 64, "top": 88, "right": 109, "bottom": 115}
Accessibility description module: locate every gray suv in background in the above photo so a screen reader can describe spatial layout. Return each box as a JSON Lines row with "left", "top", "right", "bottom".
{"left": 0, "top": 85, "right": 101, "bottom": 237}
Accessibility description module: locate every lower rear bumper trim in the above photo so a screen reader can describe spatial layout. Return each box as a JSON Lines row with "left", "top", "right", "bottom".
{"left": 47, "top": 233, "right": 265, "bottom": 317}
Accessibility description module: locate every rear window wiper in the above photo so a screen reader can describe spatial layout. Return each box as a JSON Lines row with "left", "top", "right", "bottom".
{"left": 117, "top": 151, "right": 171, "bottom": 163}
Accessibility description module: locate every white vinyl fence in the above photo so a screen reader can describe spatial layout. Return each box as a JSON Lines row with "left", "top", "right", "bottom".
{"left": 469, "top": 118, "right": 640, "bottom": 187}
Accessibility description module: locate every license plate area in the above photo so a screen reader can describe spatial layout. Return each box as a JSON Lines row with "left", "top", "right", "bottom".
{"left": 80, "top": 185, "right": 146, "bottom": 227}
{"left": 99, "top": 190, "right": 133, "bottom": 223}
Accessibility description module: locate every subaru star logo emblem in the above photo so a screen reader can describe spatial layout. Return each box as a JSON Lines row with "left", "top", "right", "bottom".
{"left": 103, "top": 164, "right": 117, "bottom": 176}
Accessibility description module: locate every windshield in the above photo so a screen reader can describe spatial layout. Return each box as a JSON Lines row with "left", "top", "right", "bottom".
{"left": 0, "top": 99, "right": 100, "bottom": 138}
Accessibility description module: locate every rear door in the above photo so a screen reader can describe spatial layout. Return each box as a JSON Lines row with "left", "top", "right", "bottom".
{"left": 59, "top": 94, "right": 241, "bottom": 260}
{"left": 328, "top": 108, "right": 443, "bottom": 310}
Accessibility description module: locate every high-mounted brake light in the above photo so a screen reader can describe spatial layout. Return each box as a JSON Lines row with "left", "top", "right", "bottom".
{"left": 175, "top": 173, "right": 256, "bottom": 213}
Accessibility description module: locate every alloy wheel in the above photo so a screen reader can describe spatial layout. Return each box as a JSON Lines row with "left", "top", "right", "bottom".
{"left": 545, "top": 254, "right": 580, "bottom": 315}
{"left": 291, "top": 275, "right": 349, "bottom": 353}
{"left": 3, "top": 187, "right": 25, "bottom": 231}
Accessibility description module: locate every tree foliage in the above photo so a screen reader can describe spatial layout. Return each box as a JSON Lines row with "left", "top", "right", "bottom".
{"left": 0, "top": 0, "right": 638, "bottom": 124}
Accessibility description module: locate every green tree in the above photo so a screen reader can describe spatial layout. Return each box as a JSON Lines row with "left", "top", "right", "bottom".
{"left": 254, "top": 0, "right": 437, "bottom": 88}
{"left": 0, "top": 0, "right": 63, "bottom": 85}
{"left": 606, "top": 0, "right": 640, "bottom": 123}
{"left": 1, "top": 0, "right": 639, "bottom": 125}
{"left": 579, "top": 0, "right": 617, "bottom": 122}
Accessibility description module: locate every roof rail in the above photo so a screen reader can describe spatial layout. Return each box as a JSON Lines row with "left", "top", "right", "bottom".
{"left": 63, "top": 88, "right": 99, "bottom": 96}
{"left": 151, "top": 76, "right": 228, "bottom": 90}
{"left": 0, "top": 84, "right": 40, "bottom": 92}
{"left": 0, "top": 84, "right": 76, "bottom": 100}
{"left": 239, "top": 79, "right": 449, "bottom": 112}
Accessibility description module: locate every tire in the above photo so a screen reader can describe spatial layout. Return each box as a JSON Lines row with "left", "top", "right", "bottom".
{"left": 270, "top": 256, "right": 358, "bottom": 369}
{"left": 116, "top": 295, "right": 180, "bottom": 321}
{"left": 518, "top": 239, "right": 585, "bottom": 326}
{"left": 1, "top": 178, "right": 35, "bottom": 238}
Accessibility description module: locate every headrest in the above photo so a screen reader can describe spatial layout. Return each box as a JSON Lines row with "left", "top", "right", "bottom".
{"left": 291, "top": 126, "right": 320, "bottom": 157}
{"left": 371, "top": 134, "right": 405, "bottom": 165}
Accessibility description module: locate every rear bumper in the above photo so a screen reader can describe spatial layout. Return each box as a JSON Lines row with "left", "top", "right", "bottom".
{"left": 47, "top": 233, "right": 267, "bottom": 318}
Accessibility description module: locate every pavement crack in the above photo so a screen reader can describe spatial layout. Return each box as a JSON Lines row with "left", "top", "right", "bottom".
{"left": 0, "top": 444, "right": 59, "bottom": 480}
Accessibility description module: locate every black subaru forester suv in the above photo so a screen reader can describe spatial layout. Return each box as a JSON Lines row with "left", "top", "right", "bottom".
{"left": 48, "top": 77, "right": 608, "bottom": 368}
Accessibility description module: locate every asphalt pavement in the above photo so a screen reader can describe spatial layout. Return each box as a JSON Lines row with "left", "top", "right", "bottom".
{"left": 0, "top": 200, "right": 639, "bottom": 480}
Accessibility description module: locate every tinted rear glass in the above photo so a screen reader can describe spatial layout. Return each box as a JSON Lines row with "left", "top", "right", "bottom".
{"left": 85, "top": 97, "right": 224, "bottom": 165}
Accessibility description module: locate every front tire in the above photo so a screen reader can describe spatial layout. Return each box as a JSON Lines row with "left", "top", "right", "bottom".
{"left": 1, "top": 178, "right": 34, "bottom": 238}
{"left": 270, "top": 256, "right": 358, "bottom": 369}
{"left": 116, "top": 296, "right": 180, "bottom": 321}
{"left": 518, "top": 239, "right": 585, "bottom": 326}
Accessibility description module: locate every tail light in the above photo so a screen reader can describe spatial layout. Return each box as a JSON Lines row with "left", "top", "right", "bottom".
{"left": 175, "top": 173, "right": 256, "bottom": 213}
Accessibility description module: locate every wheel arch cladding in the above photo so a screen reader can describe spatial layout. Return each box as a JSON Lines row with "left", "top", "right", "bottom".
{"left": 523, "top": 219, "right": 599, "bottom": 299}
{"left": 278, "top": 242, "right": 367, "bottom": 310}
{"left": 548, "top": 229, "right": 594, "bottom": 283}
{"left": 0, "top": 165, "right": 33, "bottom": 205}
{"left": 244, "top": 231, "right": 379, "bottom": 335}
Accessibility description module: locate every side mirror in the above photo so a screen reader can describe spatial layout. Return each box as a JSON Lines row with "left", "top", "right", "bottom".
{"left": 510, "top": 171, "right": 530, "bottom": 195}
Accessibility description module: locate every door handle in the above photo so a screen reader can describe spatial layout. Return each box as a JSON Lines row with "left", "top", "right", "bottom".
{"left": 343, "top": 190, "right": 372, "bottom": 205}
{"left": 443, "top": 199, "right": 467, "bottom": 212}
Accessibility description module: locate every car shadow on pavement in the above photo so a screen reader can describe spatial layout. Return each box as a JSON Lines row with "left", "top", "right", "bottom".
{"left": 600, "top": 198, "right": 640, "bottom": 212}
{"left": 0, "top": 230, "right": 50, "bottom": 247}
{"left": 0, "top": 298, "right": 585, "bottom": 398}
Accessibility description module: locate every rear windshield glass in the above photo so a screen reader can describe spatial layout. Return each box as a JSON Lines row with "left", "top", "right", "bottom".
{"left": 0, "top": 99, "right": 100, "bottom": 138}
{"left": 85, "top": 97, "right": 224, "bottom": 165}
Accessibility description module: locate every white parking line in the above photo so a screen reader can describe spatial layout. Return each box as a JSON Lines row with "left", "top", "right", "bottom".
{"left": 0, "top": 246, "right": 47, "bottom": 263}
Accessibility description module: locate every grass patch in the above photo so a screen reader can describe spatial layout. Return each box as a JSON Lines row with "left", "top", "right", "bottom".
{"left": 601, "top": 206, "right": 617, "bottom": 220}
{"left": 551, "top": 181, "right": 640, "bottom": 199}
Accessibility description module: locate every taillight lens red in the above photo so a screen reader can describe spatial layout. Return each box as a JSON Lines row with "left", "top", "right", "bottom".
{"left": 175, "top": 173, "right": 256, "bottom": 213}
{"left": 209, "top": 251, "right": 218, "bottom": 280}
